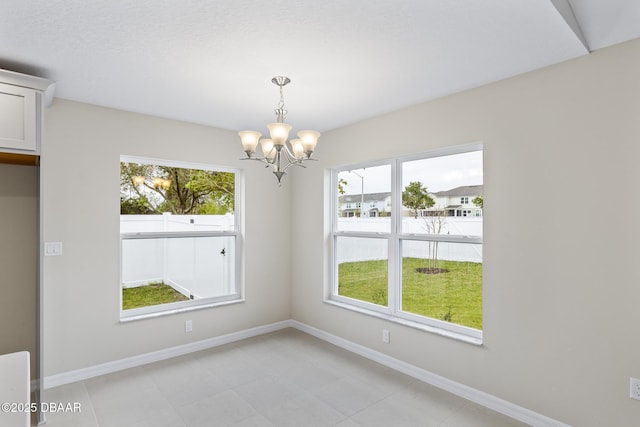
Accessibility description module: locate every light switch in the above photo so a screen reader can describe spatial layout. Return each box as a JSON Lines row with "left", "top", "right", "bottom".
{"left": 44, "top": 242, "right": 63, "bottom": 256}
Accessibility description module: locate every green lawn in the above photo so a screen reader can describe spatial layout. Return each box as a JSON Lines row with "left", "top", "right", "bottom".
{"left": 122, "top": 282, "right": 189, "bottom": 310}
{"left": 338, "top": 257, "right": 482, "bottom": 330}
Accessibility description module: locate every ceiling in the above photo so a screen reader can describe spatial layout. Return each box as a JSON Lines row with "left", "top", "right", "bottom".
{"left": 1, "top": 1, "right": 639, "bottom": 133}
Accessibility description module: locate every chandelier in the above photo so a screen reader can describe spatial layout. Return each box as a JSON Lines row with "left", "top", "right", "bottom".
{"left": 238, "top": 76, "right": 320, "bottom": 184}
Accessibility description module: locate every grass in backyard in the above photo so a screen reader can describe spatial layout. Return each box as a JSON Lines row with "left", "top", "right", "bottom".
{"left": 122, "top": 282, "right": 189, "bottom": 310}
{"left": 338, "top": 257, "right": 482, "bottom": 330}
{"left": 338, "top": 259, "right": 389, "bottom": 306}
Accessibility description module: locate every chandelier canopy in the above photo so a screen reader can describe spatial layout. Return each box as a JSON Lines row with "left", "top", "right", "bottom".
{"left": 238, "top": 76, "right": 320, "bottom": 184}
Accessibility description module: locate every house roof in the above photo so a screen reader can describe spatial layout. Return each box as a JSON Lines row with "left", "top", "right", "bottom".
{"left": 339, "top": 186, "right": 484, "bottom": 202}
{"left": 434, "top": 185, "right": 483, "bottom": 197}
{"left": 339, "top": 192, "right": 390, "bottom": 203}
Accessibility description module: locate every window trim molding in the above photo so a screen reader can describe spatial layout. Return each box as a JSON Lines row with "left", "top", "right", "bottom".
{"left": 327, "top": 143, "right": 483, "bottom": 343}
{"left": 323, "top": 299, "right": 482, "bottom": 346}
{"left": 120, "top": 295, "right": 245, "bottom": 323}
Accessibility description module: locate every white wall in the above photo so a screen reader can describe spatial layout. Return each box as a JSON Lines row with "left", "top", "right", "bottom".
{"left": 42, "top": 100, "right": 292, "bottom": 376}
{"left": 290, "top": 38, "right": 640, "bottom": 426}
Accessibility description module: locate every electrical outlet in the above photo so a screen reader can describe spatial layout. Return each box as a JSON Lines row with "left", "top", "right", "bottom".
{"left": 631, "top": 377, "right": 640, "bottom": 400}
{"left": 382, "top": 329, "right": 390, "bottom": 344}
{"left": 44, "top": 242, "right": 63, "bottom": 256}
{"left": 185, "top": 320, "right": 193, "bottom": 333}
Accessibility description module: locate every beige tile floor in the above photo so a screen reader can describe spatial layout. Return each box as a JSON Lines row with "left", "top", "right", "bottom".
{"left": 38, "top": 329, "right": 528, "bottom": 426}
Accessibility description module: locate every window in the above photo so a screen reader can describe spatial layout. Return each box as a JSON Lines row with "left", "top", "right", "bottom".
{"left": 120, "top": 156, "right": 242, "bottom": 320}
{"left": 330, "top": 145, "right": 483, "bottom": 343}
{"left": 460, "top": 196, "right": 469, "bottom": 204}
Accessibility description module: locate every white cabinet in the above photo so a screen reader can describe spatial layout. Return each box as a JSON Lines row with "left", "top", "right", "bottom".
{"left": 0, "top": 351, "right": 30, "bottom": 427}
{"left": 0, "top": 83, "right": 37, "bottom": 152}
{"left": 0, "top": 69, "right": 55, "bottom": 155}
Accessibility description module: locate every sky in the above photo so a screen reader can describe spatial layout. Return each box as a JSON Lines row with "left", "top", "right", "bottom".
{"left": 339, "top": 149, "right": 483, "bottom": 195}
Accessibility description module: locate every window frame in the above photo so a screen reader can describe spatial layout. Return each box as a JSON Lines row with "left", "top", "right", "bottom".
{"left": 119, "top": 155, "right": 243, "bottom": 322}
{"left": 327, "top": 144, "right": 483, "bottom": 344}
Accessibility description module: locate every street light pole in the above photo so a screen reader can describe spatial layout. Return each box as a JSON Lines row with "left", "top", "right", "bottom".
{"left": 350, "top": 170, "right": 365, "bottom": 218}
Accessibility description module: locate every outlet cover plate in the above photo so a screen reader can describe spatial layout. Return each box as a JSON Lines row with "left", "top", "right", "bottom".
{"left": 44, "top": 241, "right": 63, "bottom": 256}
{"left": 631, "top": 377, "right": 640, "bottom": 400}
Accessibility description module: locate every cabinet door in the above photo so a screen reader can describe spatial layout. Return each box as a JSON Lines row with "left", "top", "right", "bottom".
{"left": 0, "top": 83, "right": 37, "bottom": 152}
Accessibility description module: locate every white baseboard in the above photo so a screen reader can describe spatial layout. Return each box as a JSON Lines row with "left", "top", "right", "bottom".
{"left": 43, "top": 320, "right": 291, "bottom": 389}
{"left": 289, "top": 320, "right": 570, "bottom": 427}
{"left": 43, "top": 319, "right": 569, "bottom": 427}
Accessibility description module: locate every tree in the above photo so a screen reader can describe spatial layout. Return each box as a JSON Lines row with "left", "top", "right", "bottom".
{"left": 120, "top": 195, "right": 154, "bottom": 214}
{"left": 422, "top": 211, "right": 447, "bottom": 270}
{"left": 337, "top": 178, "right": 348, "bottom": 196}
{"left": 402, "top": 181, "right": 434, "bottom": 219}
{"left": 120, "top": 162, "right": 235, "bottom": 215}
{"left": 472, "top": 195, "right": 483, "bottom": 209}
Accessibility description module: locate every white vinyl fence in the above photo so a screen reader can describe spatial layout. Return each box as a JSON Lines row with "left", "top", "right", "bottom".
{"left": 121, "top": 214, "right": 235, "bottom": 299}
{"left": 336, "top": 217, "right": 482, "bottom": 263}
{"left": 121, "top": 215, "right": 481, "bottom": 299}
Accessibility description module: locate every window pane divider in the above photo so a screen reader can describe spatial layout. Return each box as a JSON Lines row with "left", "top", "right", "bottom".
{"left": 121, "top": 230, "right": 237, "bottom": 240}
{"left": 333, "top": 231, "right": 391, "bottom": 239}
{"left": 399, "top": 234, "right": 482, "bottom": 244}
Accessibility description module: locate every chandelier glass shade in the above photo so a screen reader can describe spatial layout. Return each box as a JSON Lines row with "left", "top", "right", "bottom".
{"left": 238, "top": 76, "right": 320, "bottom": 184}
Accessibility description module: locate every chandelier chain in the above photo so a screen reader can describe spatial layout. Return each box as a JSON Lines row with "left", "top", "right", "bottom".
{"left": 278, "top": 85, "right": 285, "bottom": 109}
{"left": 275, "top": 84, "right": 287, "bottom": 122}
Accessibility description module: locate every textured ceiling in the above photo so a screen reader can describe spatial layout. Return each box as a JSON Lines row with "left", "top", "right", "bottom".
{"left": 1, "top": 0, "right": 639, "bottom": 133}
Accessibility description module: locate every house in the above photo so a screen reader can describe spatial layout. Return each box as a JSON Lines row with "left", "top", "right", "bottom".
{"left": 338, "top": 192, "right": 391, "bottom": 217}
{"left": 431, "top": 185, "right": 483, "bottom": 217}
{"left": 1, "top": 3, "right": 639, "bottom": 427}
{"left": 338, "top": 185, "right": 483, "bottom": 218}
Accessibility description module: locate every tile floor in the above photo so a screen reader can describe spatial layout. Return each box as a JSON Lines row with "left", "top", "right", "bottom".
{"left": 38, "top": 329, "right": 529, "bottom": 426}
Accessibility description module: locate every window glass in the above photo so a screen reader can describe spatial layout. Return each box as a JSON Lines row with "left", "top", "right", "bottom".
{"left": 120, "top": 161, "right": 235, "bottom": 231}
{"left": 330, "top": 146, "right": 483, "bottom": 340}
{"left": 120, "top": 157, "right": 240, "bottom": 318}
{"left": 336, "top": 164, "right": 391, "bottom": 231}
{"left": 335, "top": 236, "right": 388, "bottom": 307}
{"left": 401, "top": 240, "right": 482, "bottom": 329}
{"left": 401, "top": 150, "right": 482, "bottom": 234}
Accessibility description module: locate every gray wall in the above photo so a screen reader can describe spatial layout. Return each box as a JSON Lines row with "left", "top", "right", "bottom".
{"left": 42, "top": 101, "right": 292, "bottom": 375}
{"left": 0, "top": 163, "right": 38, "bottom": 378}
{"left": 290, "top": 39, "right": 640, "bottom": 426}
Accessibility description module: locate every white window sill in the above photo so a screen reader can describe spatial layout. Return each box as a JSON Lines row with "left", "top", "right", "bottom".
{"left": 120, "top": 298, "right": 244, "bottom": 323}
{"left": 324, "top": 299, "right": 483, "bottom": 346}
